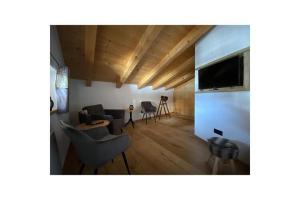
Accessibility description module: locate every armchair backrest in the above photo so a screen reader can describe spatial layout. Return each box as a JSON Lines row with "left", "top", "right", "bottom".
{"left": 141, "top": 101, "right": 152, "bottom": 108}
{"left": 59, "top": 120, "right": 97, "bottom": 164}
{"left": 82, "top": 104, "right": 105, "bottom": 116}
{"left": 141, "top": 101, "right": 154, "bottom": 112}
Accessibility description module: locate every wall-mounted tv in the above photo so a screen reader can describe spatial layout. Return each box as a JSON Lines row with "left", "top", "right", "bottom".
{"left": 198, "top": 54, "right": 244, "bottom": 90}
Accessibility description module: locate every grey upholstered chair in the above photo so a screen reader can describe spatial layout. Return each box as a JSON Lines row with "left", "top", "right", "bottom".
{"left": 141, "top": 101, "right": 157, "bottom": 124}
{"left": 79, "top": 104, "right": 125, "bottom": 135}
{"left": 59, "top": 120, "right": 131, "bottom": 174}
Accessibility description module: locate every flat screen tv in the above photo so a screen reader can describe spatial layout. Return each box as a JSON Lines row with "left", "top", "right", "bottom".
{"left": 198, "top": 54, "right": 244, "bottom": 90}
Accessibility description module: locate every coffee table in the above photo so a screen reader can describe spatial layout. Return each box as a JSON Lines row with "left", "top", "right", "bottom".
{"left": 76, "top": 120, "right": 110, "bottom": 131}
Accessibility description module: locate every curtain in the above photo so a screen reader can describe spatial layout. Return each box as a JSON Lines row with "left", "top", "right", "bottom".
{"left": 55, "top": 66, "right": 69, "bottom": 113}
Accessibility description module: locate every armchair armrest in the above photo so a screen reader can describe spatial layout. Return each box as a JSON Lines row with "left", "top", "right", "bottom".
{"left": 104, "top": 109, "right": 125, "bottom": 119}
{"left": 96, "top": 133, "right": 128, "bottom": 143}
{"left": 93, "top": 134, "right": 130, "bottom": 163}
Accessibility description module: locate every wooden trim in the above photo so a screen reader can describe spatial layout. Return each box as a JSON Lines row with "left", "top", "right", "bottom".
{"left": 119, "top": 26, "right": 164, "bottom": 87}
{"left": 116, "top": 76, "right": 122, "bottom": 88}
{"left": 195, "top": 86, "right": 248, "bottom": 93}
{"left": 50, "top": 109, "right": 58, "bottom": 115}
{"left": 138, "top": 26, "right": 212, "bottom": 89}
{"left": 84, "top": 26, "right": 98, "bottom": 87}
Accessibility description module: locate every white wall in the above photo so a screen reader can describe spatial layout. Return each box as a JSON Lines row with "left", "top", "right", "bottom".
{"left": 195, "top": 25, "right": 250, "bottom": 164}
{"left": 69, "top": 79, "right": 174, "bottom": 124}
{"left": 195, "top": 25, "right": 250, "bottom": 68}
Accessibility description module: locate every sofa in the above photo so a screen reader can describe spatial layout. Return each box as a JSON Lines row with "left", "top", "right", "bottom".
{"left": 79, "top": 104, "right": 125, "bottom": 135}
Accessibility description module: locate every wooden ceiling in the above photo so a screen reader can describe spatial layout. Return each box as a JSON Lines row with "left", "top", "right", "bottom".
{"left": 57, "top": 25, "right": 212, "bottom": 89}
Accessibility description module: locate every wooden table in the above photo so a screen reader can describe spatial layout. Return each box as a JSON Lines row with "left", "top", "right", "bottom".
{"left": 76, "top": 120, "right": 110, "bottom": 131}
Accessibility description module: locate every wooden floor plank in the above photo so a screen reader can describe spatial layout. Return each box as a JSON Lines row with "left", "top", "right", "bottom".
{"left": 63, "top": 117, "right": 250, "bottom": 175}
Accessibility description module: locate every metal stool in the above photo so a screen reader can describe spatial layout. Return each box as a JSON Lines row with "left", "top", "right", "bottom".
{"left": 207, "top": 137, "right": 239, "bottom": 174}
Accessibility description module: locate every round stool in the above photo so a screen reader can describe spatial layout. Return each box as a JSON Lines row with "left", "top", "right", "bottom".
{"left": 207, "top": 137, "right": 239, "bottom": 174}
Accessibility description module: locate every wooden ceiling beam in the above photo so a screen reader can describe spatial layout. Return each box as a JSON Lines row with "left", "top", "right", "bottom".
{"left": 165, "top": 71, "right": 194, "bottom": 90}
{"left": 138, "top": 25, "right": 212, "bottom": 89}
{"left": 152, "top": 56, "right": 194, "bottom": 90}
{"left": 84, "top": 25, "right": 98, "bottom": 87}
{"left": 118, "top": 26, "right": 164, "bottom": 88}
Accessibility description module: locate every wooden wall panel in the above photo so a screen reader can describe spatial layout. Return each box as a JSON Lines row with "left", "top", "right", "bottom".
{"left": 173, "top": 78, "right": 194, "bottom": 119}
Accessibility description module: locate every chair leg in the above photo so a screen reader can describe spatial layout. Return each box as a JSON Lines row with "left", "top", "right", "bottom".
{"left": 79, "top": 163, "right": 85, "bottom": 174}
{"left": 94, "top": 168, "right": 98, "bottom": 175}
{"left": 122, "top": 152, "right": 131, "bottom": 175}
{"left": 142, "top": 113, "right": 145, "bottom": 120}
{"left": 212, "top": 157, "right": 219, "bottom": 175}
{"left": 230, "top": 159, "right": 236, "bottom": 174}
{"left": 145, "top": 113, "right": 148, "bottom": 124}
{"left": 153, "top": 112, "right": 156, "bottom": 123}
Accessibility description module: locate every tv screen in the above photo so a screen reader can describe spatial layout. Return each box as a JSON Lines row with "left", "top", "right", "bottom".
{"left": 198, "top": 54, "right": 244, "bottom": 90}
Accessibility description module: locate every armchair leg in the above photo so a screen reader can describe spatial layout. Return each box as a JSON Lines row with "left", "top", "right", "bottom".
{"left": 79, "top": 163, "right": 85, "bottom": 174}
{"left": 94, "top": 168, "right": 98, "bottom": 175}
{"left": 122, "top": 152, "right": 131, "bottom": 175}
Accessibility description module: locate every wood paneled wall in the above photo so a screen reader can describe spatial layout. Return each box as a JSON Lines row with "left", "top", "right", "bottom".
{"left": 173, "top": 78, "right": 194, "bottom": 119}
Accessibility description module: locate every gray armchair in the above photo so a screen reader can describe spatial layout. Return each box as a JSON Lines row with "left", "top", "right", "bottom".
{"left": 141, "top": 101, "right": 157, "bottom": 124}
{"left": 79, "top": 104, "right": 125, "bottom": 135}
{"left": 59, "top": 120, "right": 131, "bottom": 174}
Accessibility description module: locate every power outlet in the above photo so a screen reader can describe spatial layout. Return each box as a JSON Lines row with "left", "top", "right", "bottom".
{"left": 214, "top": 128, "right": 223, "bottom": 136}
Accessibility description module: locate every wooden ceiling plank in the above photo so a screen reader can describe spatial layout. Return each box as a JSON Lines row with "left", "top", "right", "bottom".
{"left": 119, "top": 26, "right": 164, "bottom": 87}
{"left": 165, "top": 71, "right": 194, "bottom": 90}
{"left": 138, "top": 25, "right": 212, "bottom": 89}
{"left": 84, "top": 25, "right": 98, "bottom": 86}
{"left": 152, "top": 56, "right": 194, "bottom": 89}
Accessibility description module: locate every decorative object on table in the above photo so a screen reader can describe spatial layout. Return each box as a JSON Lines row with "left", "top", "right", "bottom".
{"left": 207, "top": 137, "right": 239, "bottom": 175}
{"left": 129, "top": 105, "right": 134, "bottom": 111}
{"left": 141, "top": 101, "right": 157, "bottom": 124}
{"left": 125, "top": 105, "right": 135, "bottom": 128}
{"left": 156, "top": 95, "right": 171, "bottom": 120}
{"left": 78, "top": 104, "right": 125, "bottom": 135}
{"left": 60, "top": 120, "right": 131, "bottom": 175}
{"left": 50, "top": 97, "right": 54, "bottom": 111}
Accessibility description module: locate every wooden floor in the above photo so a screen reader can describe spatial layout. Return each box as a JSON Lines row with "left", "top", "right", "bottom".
{"left": 63, "top": 116, "right": 250, "bottom": 175}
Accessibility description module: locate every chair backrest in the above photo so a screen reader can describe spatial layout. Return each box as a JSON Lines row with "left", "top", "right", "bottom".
{"left": 59, "top": 120, "right": 97, "bottom": 164}
{"left": 141, "top": 101, "right": 154, "bottom": 112}
{"left": 141, "top": 101, "right": 152, "bottom": 108}
{"left": 82, "top": 104, "right": 105, "bottom": 116}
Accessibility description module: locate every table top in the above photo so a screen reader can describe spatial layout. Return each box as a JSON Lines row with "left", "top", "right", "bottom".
{"left": 76, "top": 120, "right": 110, "bottom": 131}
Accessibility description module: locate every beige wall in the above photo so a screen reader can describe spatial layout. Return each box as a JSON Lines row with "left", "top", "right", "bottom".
{"left": 173, "top": 78, "right": 194, "bottom": 119}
